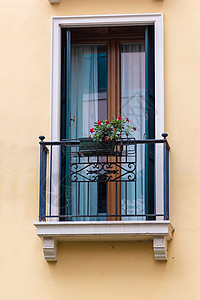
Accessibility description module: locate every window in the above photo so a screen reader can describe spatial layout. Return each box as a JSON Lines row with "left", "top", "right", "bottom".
{"left": 49, "top": 14, "right": 165, "bottom": 220}
{"left": 35, "top": 14, "right": 174, "bottom": 262}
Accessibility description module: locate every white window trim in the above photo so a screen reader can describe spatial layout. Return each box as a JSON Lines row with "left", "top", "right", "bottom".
{"left": 49, "top": 13, "right": 165, "bottom": 220}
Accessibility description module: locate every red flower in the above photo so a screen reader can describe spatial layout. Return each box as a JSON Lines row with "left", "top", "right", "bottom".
{"left": 126, "top": 118, "right": 129, "bottom": 122}
{"left": 105, "top": 120, "right": 110, "bottom": 125}
{"left": 105, "top": 136, "right": 109, "bottom": 142}
{"left": 133, "top": 127, "right": 136, "bottom": 131}
{"left": 97, "top": 121, "right": 101, "bottom": 125}
{"left": 90, "top": 128, "right": 94, "bottom": 133}
{"left": 118, "top": 117, "right": 122, "bottom": 120}
{"left": 89, "top": 135, "right": 92, "bottom": 139}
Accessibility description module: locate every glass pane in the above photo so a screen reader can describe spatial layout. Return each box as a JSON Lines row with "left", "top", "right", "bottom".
{"left": 121, "top": 43, "right": 145, "bottom": 138}
{"left": 70, "top": 44, "right": 107, "bottom": 221}
{"left": 70, "top": 44, "right": 107, "bottom": 139}
{"left": 121, "top": 43, "right": 145, "bottom": 220}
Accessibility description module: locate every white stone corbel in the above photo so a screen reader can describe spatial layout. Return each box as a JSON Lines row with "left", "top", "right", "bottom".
{"left": 48, "top": 0, "right": 60, "bottom": 3}
{"left": 43, "top": 238, "right": 57, "bottom": 262}
{"left": 153, "top": 236, "right": 168, "bottom": 261}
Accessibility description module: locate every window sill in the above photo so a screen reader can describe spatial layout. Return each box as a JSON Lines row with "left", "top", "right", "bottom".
{"left": 34, "top": 220, "right": 174, "bottom": 262}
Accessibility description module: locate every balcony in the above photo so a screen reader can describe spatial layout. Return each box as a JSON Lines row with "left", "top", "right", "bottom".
{"left": 34, "top": 135, "right": 174, "bottom": 261}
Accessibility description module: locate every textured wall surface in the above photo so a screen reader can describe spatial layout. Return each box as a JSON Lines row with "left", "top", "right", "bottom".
{"left": 0, "top": 0, "right": 200, "bottom": 299}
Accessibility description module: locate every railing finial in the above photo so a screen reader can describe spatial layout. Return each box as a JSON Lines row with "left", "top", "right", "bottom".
{"left": 162, "top": 133, "right": 168, "bottom": 139}
{"left": 39, "top": 136, "right": 45, "bottom": 142}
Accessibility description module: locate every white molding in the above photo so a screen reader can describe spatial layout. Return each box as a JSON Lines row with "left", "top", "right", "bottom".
{"left": 43, "top": 238, "right": 57, "bottom": 261}
{"left": 49, "top": 13, "right": 165, "bottom": 220}
{"left": 35, "top": 221, "right": 174, "bottom": 261}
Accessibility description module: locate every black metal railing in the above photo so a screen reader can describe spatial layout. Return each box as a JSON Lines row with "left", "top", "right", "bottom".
{"left": 38, "top": 134, "right": 170, "bottom": 222}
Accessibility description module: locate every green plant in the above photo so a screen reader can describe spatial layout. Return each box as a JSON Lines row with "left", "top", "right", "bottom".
{"left": 89, "top": 117, "right": 136, "bottom": 143}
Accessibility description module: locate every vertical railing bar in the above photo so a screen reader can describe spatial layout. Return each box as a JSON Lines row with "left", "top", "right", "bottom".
{"left": 44, "top": 148, "right": 47, "bottom": 219}
{"left": 87, "top": 182, "right": 90, "bottom": 216}
{"left": 97, "top": 179, "right": 99, "bottom": 216}
{"left": 145, "top": 142, "right": 147, "bottom": 217}
{"left": 154, "top": 143, "right": 156, "bottom": 217}
{"left": 78, "top": 182, "right": 80, "bottom": 215}
{"left": 78, "top": 144, "right": 80, "bottom": 218}
{"left": 106, "top": 154, "right": 108, "bottom": 218}
{"left": 166, "top": 146, "right": 169, "bottom": 219}
{"left": 42, "top": 147, "right": 44, "bottom": 218}
{"left": 59, "top": 144, "right": 63, "bottom": 220}
{"left": 42, "top": 145, "right": 46, "bottom": 219}
{"left": 39, "top": 136, "right": 47, "bottom": 222}
{"left": 106, "top": 172, "right": 108, "bottom": 218}
{"left": 97, "top": 154, "right": 99, "bottom": 217}
{"left": 78, "top": 144, "right": 80, "bottom": 164}
{"left": 125, "top": 181, "right": 127, "bottom": 216}
{"left": 164, "top": 141, "right": 169, "bottom": 220}
{"left": 39, "top": 143, "right": 44, "bottom": 221}
{"left": 135, "top": 142, "right": 137, "bottom": 216}
{"left": 164, "top": 142, "right": 166, "bottom": 220}
{"left": 161, "top": 133, "right": 169, "bottom": 220}
{"left": 49, "top": 145, "right": 53, "bottom": 217}
{"left": 163, "top": 143, "right": 165, "bottom": 219}
{"left": 126, "top": 143, "right": 127, "bottom": 163}
{"left": 68, "top": 145, "right": 71, "bottom": 220}
{"left": 116, "top": 182, "right": 118, "bottom": 216}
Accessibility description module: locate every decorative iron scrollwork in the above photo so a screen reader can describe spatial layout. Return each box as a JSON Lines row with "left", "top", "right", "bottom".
{"left": 69, "top": 157, "right": 136, "bottom": 183}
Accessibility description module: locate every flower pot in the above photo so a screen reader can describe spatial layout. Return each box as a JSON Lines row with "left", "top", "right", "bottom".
{"left": 79, "top": 138, "right": 116, "bottom": 156}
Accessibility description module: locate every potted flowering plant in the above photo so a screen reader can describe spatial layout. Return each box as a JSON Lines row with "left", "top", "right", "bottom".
{"left": 79, "top": 117, "right": 136, "bottom": 156}
{"left": 89, "top": 117, "right": 136, "bottom": 142}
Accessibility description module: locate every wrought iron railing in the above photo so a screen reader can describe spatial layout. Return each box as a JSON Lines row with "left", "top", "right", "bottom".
{"left": 38, "top": 134, "right": 170, "bottom": 222}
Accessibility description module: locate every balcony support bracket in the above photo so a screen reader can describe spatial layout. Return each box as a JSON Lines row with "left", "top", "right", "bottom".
{"left": 43, "top": 238, "right": 57, "bottom": 262}
{"left": 48, "top": 0, "right": 60, "bottom": 3}
{"left": 153, "top": 236, "right": 168, "bottom": 261}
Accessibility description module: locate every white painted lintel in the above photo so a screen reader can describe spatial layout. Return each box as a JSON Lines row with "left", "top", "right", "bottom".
{"left": 34, "top": 221, "right": 174, "bottom": 261}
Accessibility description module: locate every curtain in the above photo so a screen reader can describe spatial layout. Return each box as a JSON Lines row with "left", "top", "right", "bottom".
{"left": 121, "top": 43, "right": 146, "bottom": 220}
{"left": 70, "top": 45, "right": 104, "bottom": 220}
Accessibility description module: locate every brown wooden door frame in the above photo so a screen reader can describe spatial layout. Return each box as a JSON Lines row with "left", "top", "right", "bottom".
{"left": 107, "top": 39, "right": 121, "bottom": 220}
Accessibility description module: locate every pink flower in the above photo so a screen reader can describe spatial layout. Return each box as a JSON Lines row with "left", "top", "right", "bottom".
{"left": 105, "top": 120, "right": 109, "bottom": 125}
{"left": 126, "top": 118, "right": 129, "bottom": 122}
{"left": 97, "top": 121, "right": 101, "bottom": 125}
{"left": 105, "top": 136, "right": 109, "bottom": 142}
{"left": 118, "top": 117, "right": 122, "bottom": 120}
{"left": 89, "top": 135, "right": 92, "bottom": 139}
{"left": 133, "top": 127, "right": 136, "bottom": 131}
{"left": 90, "top": 128, "right": 94, "bottom": 133}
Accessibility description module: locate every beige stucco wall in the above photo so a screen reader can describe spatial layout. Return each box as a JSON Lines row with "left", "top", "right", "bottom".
{"left": 0, "top": 0, "right": 200, "bottom": 299}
